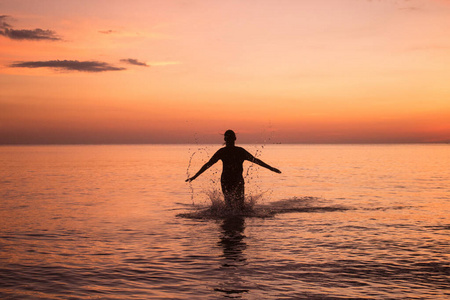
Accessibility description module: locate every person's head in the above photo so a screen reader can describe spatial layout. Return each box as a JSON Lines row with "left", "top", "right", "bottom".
{"left": 224, "top": 130, "right": 236, "bottom": 145}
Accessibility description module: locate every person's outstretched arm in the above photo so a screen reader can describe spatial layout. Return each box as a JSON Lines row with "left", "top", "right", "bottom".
{"left": 252, "top": 157, "right": 281, "bottom": 173}
{"left": 185, "top": 153, "right": 220, "bottom": 182}
{"left": 245, "top": 150, "right": 281, "bottom": 173}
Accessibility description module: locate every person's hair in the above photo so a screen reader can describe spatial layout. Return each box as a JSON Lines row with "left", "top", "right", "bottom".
{"left": 224, "top": 130, "right": 236, "bottom": 142}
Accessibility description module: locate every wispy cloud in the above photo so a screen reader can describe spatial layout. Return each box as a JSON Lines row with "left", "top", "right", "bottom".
{"left": 0, "top": 15, "right": 61, "bottom": 41}
{"left": 399, "top": 6, "right": 421, "bottom": 11}
{"left": 0, "top": 15, "right": 11, "bottom": 28}
{"left": 1, "top": 28, "right": 60, "bottom": 40}
{"left": 99, "top": 29, "right": 117, "bottom": 34}
{"left": 120, "top": 58, "right": 149, "bottom": 67}
{"left": 9, "top": 60, "right": 126, "bottom": 72}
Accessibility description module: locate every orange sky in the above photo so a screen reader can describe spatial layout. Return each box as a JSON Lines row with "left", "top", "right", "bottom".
{"left": 1, "top": 0, "right": 449, "bottom": 144}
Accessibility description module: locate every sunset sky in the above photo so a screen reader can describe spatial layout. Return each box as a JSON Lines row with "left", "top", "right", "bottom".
{"left": 1, "top": 0, "right": 449, "bottom": 144}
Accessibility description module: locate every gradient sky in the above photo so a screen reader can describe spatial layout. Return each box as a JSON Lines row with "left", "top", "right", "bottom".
{"left": 1, "top": 0, "right": 449, "bottom": 144}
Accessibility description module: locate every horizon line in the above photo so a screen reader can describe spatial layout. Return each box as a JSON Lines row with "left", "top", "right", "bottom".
{"left": 0, "top": 142, "right": 448, "bottom": 146}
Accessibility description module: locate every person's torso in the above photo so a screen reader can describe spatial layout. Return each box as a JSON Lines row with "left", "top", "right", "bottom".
{"left": 218, "top": 146, "right": 248, "bottom": 180}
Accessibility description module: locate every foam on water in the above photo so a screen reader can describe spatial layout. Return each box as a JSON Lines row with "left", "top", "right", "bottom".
{"left": 177, "top": 193, "right": 349, "bottom": 219}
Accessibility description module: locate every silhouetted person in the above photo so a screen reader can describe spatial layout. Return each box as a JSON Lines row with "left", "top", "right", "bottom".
{"left": 186, "top": 130, "right": 281, "bottom": 210}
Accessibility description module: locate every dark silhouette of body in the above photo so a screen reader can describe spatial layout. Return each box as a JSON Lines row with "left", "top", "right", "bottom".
{"left": 186, "top": 130, "right": 281, "bottom": 210}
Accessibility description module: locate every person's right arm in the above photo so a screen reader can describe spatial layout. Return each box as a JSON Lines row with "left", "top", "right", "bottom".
{"left": 185, "top": 151, "right": 221, "bottom": 182}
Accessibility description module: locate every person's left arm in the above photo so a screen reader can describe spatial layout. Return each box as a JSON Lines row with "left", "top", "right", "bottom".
{"left": 244, "top": 149, "right": 281, "bottom": 173}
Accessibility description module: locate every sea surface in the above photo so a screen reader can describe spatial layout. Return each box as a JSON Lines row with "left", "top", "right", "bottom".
{"left": 0, "top": 144, "right": 449, "bottom": 299}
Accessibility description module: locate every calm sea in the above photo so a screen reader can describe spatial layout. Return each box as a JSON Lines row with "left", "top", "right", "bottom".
{"left": 0, "top": 144, "right": 449, "bottom": 299}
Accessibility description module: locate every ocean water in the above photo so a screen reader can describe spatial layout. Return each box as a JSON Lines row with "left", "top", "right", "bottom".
{"left": 0, "top": 144, "right": 449, "bottom": 299}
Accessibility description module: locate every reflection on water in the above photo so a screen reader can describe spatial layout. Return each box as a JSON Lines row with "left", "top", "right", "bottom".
{"left": 219, "top": 216, "right": 247, "bottom": 266}
{"left": 215, "top": 216, "right": 249, "bottom": 297}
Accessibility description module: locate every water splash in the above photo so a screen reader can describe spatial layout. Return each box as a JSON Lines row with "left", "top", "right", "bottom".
{"left": 182, "top": 141, "right": 346, "bottom": 220}
{"left": 259, "top": 197, "right": 349, "bottom": 214}
{"left": 177, "top": 190, "right": 268, "bottom": 219}
{"left": 186, "top": 146, "right": 212, "bottom": 204}
{"left": 177, "top": 195, "right": 349, "bottom": 220}
{"left": 184, "top": 128, "right": 277, "bottom": 213}
{"left": 186, "top": 127, "right": 275, "bottom": 206}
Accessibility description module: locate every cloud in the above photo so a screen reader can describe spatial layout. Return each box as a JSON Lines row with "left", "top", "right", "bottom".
{"left": 99, "top": 29, "right": 117, "bottom": 34}
{"left": 120, "top": 58, "right": 149, "bottom": 67}
{"left": 399, "top": 6, "right": 421, "bottom": 11}
{"left": 1, "top": 28, "right": 60, "bottom": 40}
{"left": 0, "top": 15, "right": 12, "bottom": 28}
{"left": 0, "top": 15, "right": 61, "bottom": 41}
{"left": 9, "top": 60, "right": 126, "bottom": 72}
